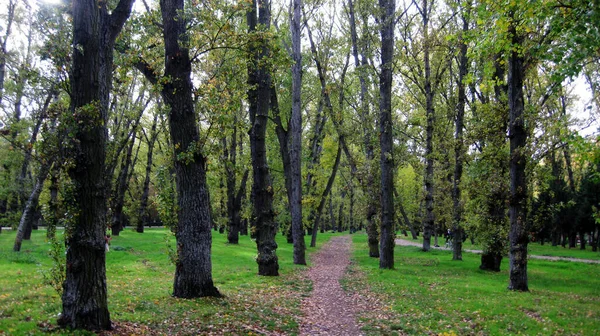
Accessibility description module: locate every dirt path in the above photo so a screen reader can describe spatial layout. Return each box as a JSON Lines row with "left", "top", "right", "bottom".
{"left": 395, "top": 238, "right": 600, "bottom": 264}
{"left": 300, "top": 235, "right": 363, "bottom": 336}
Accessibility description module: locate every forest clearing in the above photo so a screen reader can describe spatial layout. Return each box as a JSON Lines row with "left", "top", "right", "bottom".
{"left": 1, "top": 0, "right": 599, "bottom": 334}
{"left": 1, "top": 229, "right": 599, "bottom": 335}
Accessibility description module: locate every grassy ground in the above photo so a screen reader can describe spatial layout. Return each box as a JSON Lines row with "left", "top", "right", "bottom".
{"left": 0, "top": 228, "right": 336, "bottom": 335}
{"left": 350, "top": 233, "right": 600, "bottom": 335}
{"left": 397, "top": 234, "right": 600, "bottom": 260}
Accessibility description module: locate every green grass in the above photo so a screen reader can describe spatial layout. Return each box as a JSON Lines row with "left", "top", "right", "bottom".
{"left": 350, "top": 233, "right": 600, "bottom": 335}
{"left": 0, "top": 228, "right": 336, "bottom": 335}
{"left": 397, "top": 234, "right": 600, "bottom": 260}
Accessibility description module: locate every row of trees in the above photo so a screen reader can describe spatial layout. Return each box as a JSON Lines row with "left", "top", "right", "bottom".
{"left": 1, "top": 0, "right": 599, "bottom": 331}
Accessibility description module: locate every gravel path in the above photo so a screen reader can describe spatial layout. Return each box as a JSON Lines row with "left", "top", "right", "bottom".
{"left": 300, "top": 235, "right": 363, "bottom": 336}
{"left": 395, "top": 238, "right": 600, "bottom": 264}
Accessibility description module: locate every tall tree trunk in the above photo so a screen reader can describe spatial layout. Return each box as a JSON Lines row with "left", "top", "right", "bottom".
{"left": 290, "top": 0, "right": 306, "bottom": 265}
{"left": 157, "top": 0, "right": 221, "bottom": 297}
{"left": 378, "top": 0, "right": 395, "bottom": 269}
{"left": 248, "top": 0, "right": 279, "bottom": 276}
{"left": 452, "top": 4, "right": 470, "bottom": 261}
{"left": 59, "top": 0, "right": 135, "bottom": 330}
{"left": 311, "top": 143, "right": 342, "bottom": 247}
{"left": 347, "top": 0, "right": 379, "bottom": 258}
{"left": 421, "top": 0, "right": 435, "bottom": 252}
{"left": 507, "top": 19, "right": 529, "bottom": 292}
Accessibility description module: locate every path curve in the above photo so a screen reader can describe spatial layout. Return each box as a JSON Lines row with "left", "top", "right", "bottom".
{"left": 300, "top": 235, "right": 363, "bottom": 335}
{"left": 395, "top": 238, "right": 600, "bottom": 264}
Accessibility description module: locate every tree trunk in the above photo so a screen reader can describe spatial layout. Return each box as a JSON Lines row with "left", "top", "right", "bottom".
{"left": 378, "top": 0, "right": 395, "bottom": 269}
{"left": 137, "top": 112, "right": 159, "bottom": 233}
{"left": 13, "top": 161, "right": 53, "bottom": 251}
{"left": 452, "top": 6, "right": 470, "bottom": 261}
{"left": 111, "top": 128, "right": 137, "bottom": 236}
{"left": 421, "top": 0, "right": 435, "bottom": 252}
{"left": 347, "top": 0, "right": 379, "bottom": 258}
{"left": 290, "top": 0, "right": 306, "bottom": 265}
{"left": 157, "top": 0, "right": 221, "bottom": 297}
{"left": 47, "top": 163, "right": 60, "bottom": 240}
{"left": 311, "top": 143, "right": 342, "bottom": 247}
{"left": 248, "top": 0, "right": 279, "bottom": 276}
{"left": 507, "top": 20, "right": 529, "bottom": 292}
{"left": 59, "top": 0, "right": 134, "bottom": 331}
{"left": 228, "top": 169, "right": 249, "bottom": 244}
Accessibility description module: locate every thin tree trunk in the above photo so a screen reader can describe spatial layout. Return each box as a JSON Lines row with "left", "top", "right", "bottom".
{"left": 311, "top": 143, "right": 342, "bottom": 247}
{"left": 137, "top": 112, "right": 159, "bottom": 233}
{"left": 111, "top": 129, "right": 137, "bottom": 236}
{"left": 421, "top": 0, "right": 435, "bottom": 252}
{"left": 13, "top": 160, "right": 53, "bottom": 251}
{"left": 507, "top": 19, "right": 529, "bottom": 292}
{"left": 290, "top": 0, "right": 306, "bottom": 265}
{"left": 0, "top": 0, "right": 16, "bottom": 104}
{"left": 228, "top": 169, "right": 249, "bottom": 244}
{"left": 347, "top": 0, "right": 379, "bottom": 258}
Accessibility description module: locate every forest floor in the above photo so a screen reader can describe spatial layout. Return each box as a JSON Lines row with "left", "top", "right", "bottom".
{"left": 299, "top": 235, "right": 363, "bottom": 335}
{"left": 395, "top": 237, "right": 600, "bottom": 264}
{"left": 299, "top": 235, "right": 391, "bottom": 336}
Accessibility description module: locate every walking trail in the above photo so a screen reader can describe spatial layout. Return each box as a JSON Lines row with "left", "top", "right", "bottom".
{"left": 300, "top": 235, "right": 363, "bottom": 336}
{"left": 395, "top": 238, "right": 600, "bottom": 264}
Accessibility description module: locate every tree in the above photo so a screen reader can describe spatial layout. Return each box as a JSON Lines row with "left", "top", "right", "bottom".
{"left": 378, "top": 0, "right": 396, "bottom": 269}
{"left": 247, "top": 0, "right": 279, "bottom": 276}
{"left": 59, "top": 0, "right": 135, "bottom": 330}
{"left": 290, "top": 0, "right": 306, "bottom": 265}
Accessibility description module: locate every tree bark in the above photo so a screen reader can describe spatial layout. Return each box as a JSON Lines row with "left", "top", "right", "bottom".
{"left": 13, "top": 160, "right": 53, "bottom": 251}
{"left": 248, "top": 0, "right": 279, "bottom": 276}
{"left": 507, "top": 19, "right": 529, "bottom": 292}
{"left": 157, "top": 0, "right": 221, "bottom": 297}
{"left": 421, "top": 0, "right": 435, "bottom": 252}
{"left": 452, "top": 5, "right": 470, "bottom": 261}
{"left": 290, "top": 0, "right": 306, "bottom": 265}
{"left": 378, "top": 0, "right": 395, "bottom": 269}
{"left": 59, "top": 0, "right": 135, "bottom": 330}
{"left": 347, "top": 0, "right": 379, "bottom": 258}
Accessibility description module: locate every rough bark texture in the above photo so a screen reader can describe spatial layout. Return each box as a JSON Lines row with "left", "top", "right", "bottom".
{"left": 452, "top": 7, "right": 469, "bottom": 261}
{"left": 160, "top": 0, "right": 220, "bottom": 297}
{"left": 60, "top": 0, "right": 135, "bottom": 330}
{"left": 507, "top": 21, "right": 529, "bottom": 292}
{"left": 248, "top": 0, "right": 279, "bottom": 276}
{"left": 378, "top": 0, "right": 395, "bottom": 269}
{"left": 290, "top": 0, "right": 306, "bottom": 265}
